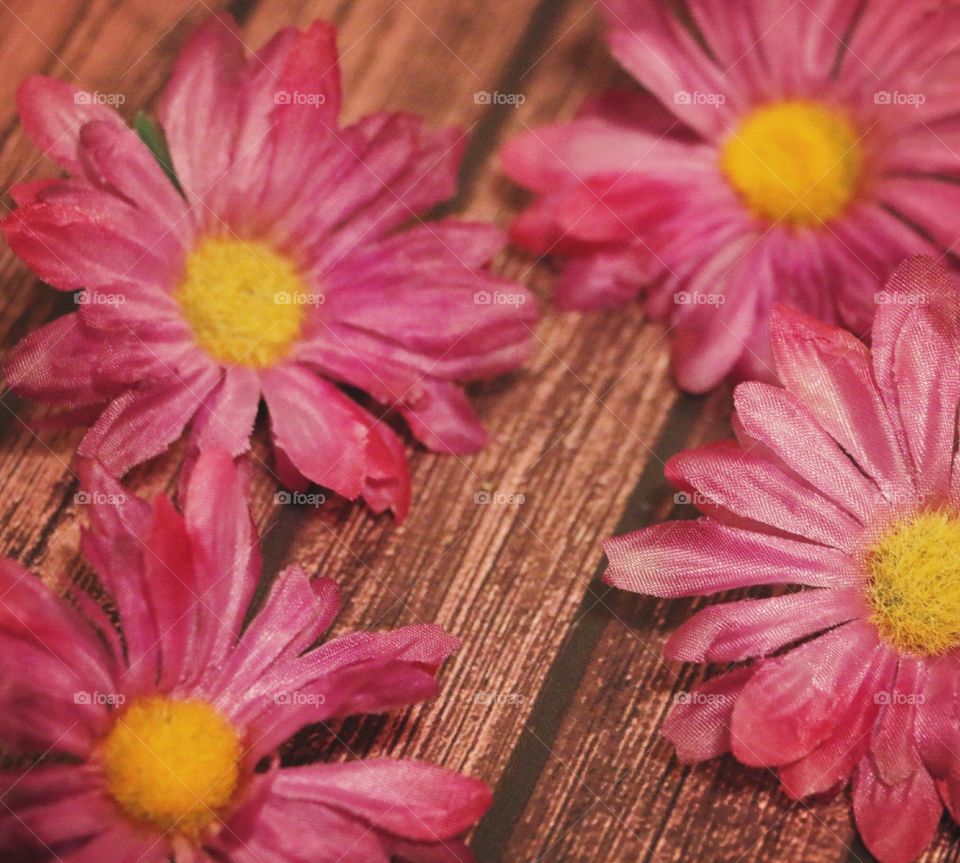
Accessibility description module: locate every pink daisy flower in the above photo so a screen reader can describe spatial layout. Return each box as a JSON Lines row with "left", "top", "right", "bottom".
{"left": 604, "top": 257, "right": 960, "bottom": 863}
{"left": 502, "top": 0, "right": 960, "bottom": 392}
{"left": 2, "top": 14, "right": 536, "bottom": 520}
{"left": 0, "top": 449, "right": 490, "bottom": 862}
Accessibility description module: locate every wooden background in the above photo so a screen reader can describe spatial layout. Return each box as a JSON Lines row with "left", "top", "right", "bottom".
{"left": 0, "top": 1, "right": 953, "bottom": 861}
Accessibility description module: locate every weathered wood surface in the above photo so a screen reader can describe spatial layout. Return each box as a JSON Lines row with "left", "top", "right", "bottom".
{"left": 0, "top": 1, "right": 954, "bottom": 861}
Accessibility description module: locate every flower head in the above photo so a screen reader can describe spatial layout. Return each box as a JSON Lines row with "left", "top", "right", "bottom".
{"left": 0, "top": 449, "right": 490, "bottom": 861}
{"left": 3, "top": 14, "right": 536, "bottom": 519}
{"left": 604, "top": 257, "right": 960, "bottom": 863}
{"left": 502, "top": 0, "right": 960, "bottom": 392}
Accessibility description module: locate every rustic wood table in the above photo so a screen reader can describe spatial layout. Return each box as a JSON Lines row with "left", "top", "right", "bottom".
{"left": 0, "top": 1, "right": 949, "bottom": 861}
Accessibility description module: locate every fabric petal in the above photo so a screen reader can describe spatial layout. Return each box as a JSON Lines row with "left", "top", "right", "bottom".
{"left": 77, "top": 368, "right": 218, "bottom": 476}
{"left": 853, "top": 756, "right": 941, "bottom": 863}
{"left": 274, "top": 760, "right": 491, "bottom": 842}
{"left": 16, "top": 76, "right": 125, "bottom": 174}
{"left": 730, "top": 621, "right": 878, "bottom": 767}
{"left": 603, "top": 520, "right": 860, "bottom": 597}
{"left": 770, "top": 306, "right": 914, "bottom": 500}
{"left": 662, "top": 666, "right": 754, "bottom": 762}
{"left": 665, "top": 588, "right": 866, "bottom": 663}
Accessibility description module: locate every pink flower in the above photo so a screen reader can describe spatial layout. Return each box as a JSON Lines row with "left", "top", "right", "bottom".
{"left": 0, "top": 449, "right": 490, "bottom": 862}
{"left": 604, "top": 257, "right": 960, "bottom": 863}
{"left": 3, "top": 14, "right": 536, "bottom": 520}
{"left": 502, "top": 0, "right": 960, "bottom": 392}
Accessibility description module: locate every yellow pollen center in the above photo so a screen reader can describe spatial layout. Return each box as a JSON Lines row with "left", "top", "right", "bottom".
{"left": 720, "top": 100, "right": 863, "bottom": 227}
{"left": 176, "top": 237, "right": 307, "bottom": 367}
{"left": 866, "top": 511, "right": 960, "bottom": 656}
{"left": 102, "top": 696, "right": 242, "bottom": 836}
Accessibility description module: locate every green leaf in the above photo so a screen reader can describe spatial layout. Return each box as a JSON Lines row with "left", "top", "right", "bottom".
{"left": 133, "top": 111, "right": 183, "bottom": 193}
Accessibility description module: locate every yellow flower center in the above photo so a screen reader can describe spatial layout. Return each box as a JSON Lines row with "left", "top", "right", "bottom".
{"left": 102, "top": 696, "right": 242, "bottom": 836}
{"left": 866, "top": 510, "right": 960, "bottom": 656}
{"left": 175, "top": 237, "right": 307, "bottom": 367}
{"left": 720, "top": 100, "right": 863, "bottom": 227}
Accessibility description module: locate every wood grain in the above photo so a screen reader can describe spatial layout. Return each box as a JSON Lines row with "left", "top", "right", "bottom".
{"left": 0, "top": 1, "right": 953, "bottom": 862}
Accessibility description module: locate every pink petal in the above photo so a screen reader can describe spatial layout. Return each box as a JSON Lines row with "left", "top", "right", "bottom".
{"left": 209, "top": 569, "right": 339, "bottom": 704}
{"left": 274, "top": 759, "right": 491, "bottom": 841}
{"left": 191, "top": 366, "right": 260, "bottom": 457}
{"left": 665, "top": 588, "right": 867, "bottom": 663}
{"left": 77, "top": 119, "right": 191, "bottom": 247}
{"left": 0, "top": 560, "right": 114, "bottom": 756}
{"left": 16, "top": 76, "right": 125, "bottom": 174}
{"left": 77, "top": 368, "right": 218, "bottom": 476}
{"left": 140, "top": 494, "right": 199, "bottom": 690}
{"left": 853, "top": 756, "right": 941, "bottom": 863}
{"left": 770, "top": 305, "right": 915, "bottom": 499}
{"left": 219, "top": 795, "right": 390, "bottom": 863}
{"left": 603, "top": 519, "right": 860, "bottom": 597}
{"left": 871, "top": 257, "right": 960, "bottom": 499}
{"left": 602, "top": 0, "right": 740, "bottom": 139}
{"left": 666, "top": 442, "right": 862, "bottom": 549}
{"left": 263, "top": 364, "right": 410, "bottom": 517}
{"left": 60, "top": 823, "right": 171, "bottom": 863}
{"left": 662, "top": 666, "right": 754, "bottom": 762}
{"left": 76, "top": 458, "right": 158, "bottom": 692}
{"left": 292, "top": 115, "right": 463, "bottom": 266}
{"left": 233, "top": 625, "right": 457, "bottom": 755}
{"left": 915, "top": 657, "right": 960, "bottom": 780}
{"left": 2, "top": 196, "right": 179, "bottom": 291}
{"left": 871, "top": 657, "right": 926, "bottom": 786}
{"left": 730, "top": 621, "right": 879, "bottom": 767}
{"left": 733, "top": 382, "right": 880, "bottom": 523}
{"left": 669, "top": 233, "right": 764, "bottom": 394}
{"left": 268, "top": 19, "right": 341, "bottom": 141}
{"left": 158, "top": 14, "right": 245, "bottom": 219}
{"left": 4, "top": 314, "right": 121, "bottom": 407}
{"left": 296, "top": 341, "right": 487, "bottom": 455}
{"left": 553, "top": 248, "right": 650, "bottom": 311}
{"left": 778, "top": 644, "right": 898, "bottom": 799}
{"left": 183, "top": 448, "right": 261, "bottom": 669}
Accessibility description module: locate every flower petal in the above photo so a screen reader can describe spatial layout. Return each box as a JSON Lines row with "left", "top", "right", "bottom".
{"left": 662, "top": 666, "right": 754, "bottom": 762}
{"left": 730, "top": 621, "right": 878, "bottom": 767}
{"left": 77, "top": 368, "right": 218, "bottom": 476}
{"left": 853, "top": 755, "right": 941, "bottom": 863}
{"left": 770, "top": 305, "right": 914, "bottom": 499}
{"left": 666, "top": 442, "right": 861, "bottom": 549}
{"left": 603, "top": 520, "right": 860, "bottom": 597}
{"left": 16, "top": 76, "right": 125, "bottom": 174}
{"left": 665, "top": 588, "right": 866, "bottom": 663}
{"left": 273, "top": 759, "right": 491, "bottom": 842}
